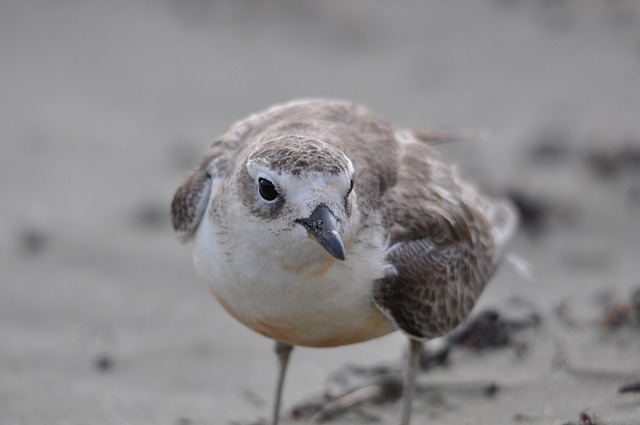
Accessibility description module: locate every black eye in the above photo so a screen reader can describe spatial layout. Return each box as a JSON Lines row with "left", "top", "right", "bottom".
{"left": 258, "top": 178, "right": 279, "bottom": 201}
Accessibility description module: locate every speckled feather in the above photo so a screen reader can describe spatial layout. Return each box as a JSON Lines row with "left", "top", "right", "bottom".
{"left": 171, "top": 98, "right": 517, "bottom": 342}
{"left": 171, "top": 167, "right": 211, "bottom": 242}
{"left": 371, "top": 135, "right": 513, "bottom": 339}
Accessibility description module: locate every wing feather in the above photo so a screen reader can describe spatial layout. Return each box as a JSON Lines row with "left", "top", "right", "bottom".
{"left": 170, "top": 132, "right": 240, "bottom": 242}
{"left": 373, "top": 131, "right": 517, "bottom": 339}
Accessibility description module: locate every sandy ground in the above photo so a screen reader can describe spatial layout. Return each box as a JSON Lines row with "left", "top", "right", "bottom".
{"left": 2, "top": 1, "right": 640, "bottom": 424}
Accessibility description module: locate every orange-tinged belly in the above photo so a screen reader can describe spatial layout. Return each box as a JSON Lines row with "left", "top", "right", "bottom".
{"left": 213, "top": 292, "right": 395, "bottom": 347}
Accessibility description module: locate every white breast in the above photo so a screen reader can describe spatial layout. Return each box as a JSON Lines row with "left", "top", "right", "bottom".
{"left": 192, "top": 210, "right": 396, "bottom": 347}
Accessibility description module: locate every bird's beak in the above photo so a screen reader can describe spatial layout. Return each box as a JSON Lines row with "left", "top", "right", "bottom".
{"left": 295, "top": 204, "right": 346, "bottom": 261}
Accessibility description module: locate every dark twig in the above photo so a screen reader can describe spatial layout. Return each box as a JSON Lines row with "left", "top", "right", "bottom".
{"left": 618, "top": 381, "right": 640, "bottom": 394}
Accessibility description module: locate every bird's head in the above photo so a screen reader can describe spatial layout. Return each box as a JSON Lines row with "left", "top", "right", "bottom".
{"left": 239, "top": 136, "right": 356, "bottom": 261}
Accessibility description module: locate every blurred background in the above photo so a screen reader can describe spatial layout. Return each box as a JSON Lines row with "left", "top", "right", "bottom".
{"left": 1, "top": 1, "right": 639, "bottom": 424}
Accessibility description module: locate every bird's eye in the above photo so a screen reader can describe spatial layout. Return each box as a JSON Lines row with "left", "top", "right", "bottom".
{"left": 347, "top": 178, "right": 354, "bottom": 196}
{"left": 258, "top": 178, "right": 279, "bottom": 201}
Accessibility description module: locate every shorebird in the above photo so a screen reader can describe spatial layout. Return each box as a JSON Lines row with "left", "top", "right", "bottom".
{"left": 171, "top": 99, "right": 517, "bottom": 425}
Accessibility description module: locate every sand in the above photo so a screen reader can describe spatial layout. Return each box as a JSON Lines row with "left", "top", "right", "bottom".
{"left": 1, "top": 1, "right": 639, "bottom": 424}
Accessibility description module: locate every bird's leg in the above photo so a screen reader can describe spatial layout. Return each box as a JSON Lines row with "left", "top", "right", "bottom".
{"left": 272, "top": 341, "right": 294, "bottom": 425}
{"left": 399, "top": 338, "right": 423, "bottom": 425}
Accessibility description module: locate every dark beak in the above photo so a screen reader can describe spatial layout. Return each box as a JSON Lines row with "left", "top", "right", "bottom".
{"left": 295, "top": 204, "right": 346, "bottom": 261}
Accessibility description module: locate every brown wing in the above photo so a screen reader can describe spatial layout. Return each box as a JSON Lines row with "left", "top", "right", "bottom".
{"left": 372, "top": 131, "right": 517, "bottom": 339}
{"left": 171, "top": 133, "right": 240, "bottom": 242}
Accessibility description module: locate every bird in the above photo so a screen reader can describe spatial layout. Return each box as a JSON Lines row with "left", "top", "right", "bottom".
{"left": 171, "top": 99, "right": 518, "bottom": 425}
